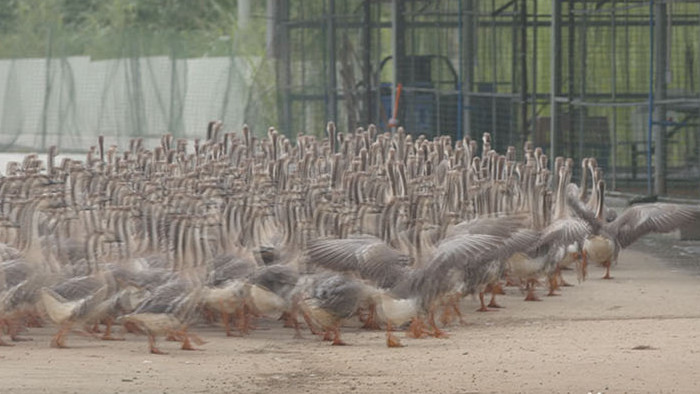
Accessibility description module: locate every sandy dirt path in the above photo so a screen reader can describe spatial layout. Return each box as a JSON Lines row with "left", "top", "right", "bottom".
{"left": 2, "top": 248, "right": 700, "bottom": 394}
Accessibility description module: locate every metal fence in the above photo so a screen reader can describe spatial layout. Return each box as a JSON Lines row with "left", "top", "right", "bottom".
{"left": 0, "top": 1, "right": 698, "bottom": 198}
{"left": 271, "top": 0, "right": 700, "bottom": 198}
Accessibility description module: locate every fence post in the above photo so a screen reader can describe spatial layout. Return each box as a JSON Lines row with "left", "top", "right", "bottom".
{"left": 550, "top": 0, "right": 562, "bottom": 163}
{"left": 653, "top": 1, "right": 667, "bottom": 195}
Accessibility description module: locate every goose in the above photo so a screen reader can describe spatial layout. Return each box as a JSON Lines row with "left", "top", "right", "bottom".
{"left": 305, "top": 235, "right": 413, "bottom": 329}
{"left": 506, "top": 163, "right": 590, "bottom": 301}
{"left": 546, "top": 160, "right": 593, "bottom": 291}
{"left": 120, "top": 274, "right": 206, "bottom": 354}
{"left": 0, "top": 259, "right": 42, "bottom": 345}
{"left": 297, "top": 272, "right": 374, "bottom": 346}
{"left": 247, "top": 264, "right": 300, "bottom": 331}
{"left": 569, "top": 180, "right": 700, "bottom": 279}
{"left": 202, "top": 254, "right": 256, "bottom": 337}
{"left": 39, "top": 275, "right": 110, "bottom": 348}
{"left": 396, "top": 232, "right": 523, "bottom": 339}
{"left": 445, "top": 214, "right": 539, "bottom": 311}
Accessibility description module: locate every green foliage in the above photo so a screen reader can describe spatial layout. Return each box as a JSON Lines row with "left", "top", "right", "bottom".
{"left": 0, "top": 0, "right": 267, "bottom": 59}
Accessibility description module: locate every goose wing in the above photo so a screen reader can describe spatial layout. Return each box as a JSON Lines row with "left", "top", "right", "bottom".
{"left": 538, "top": 218, "right": 592, "bottom": 250}
{"left": 250, "top": 264, "right": 299, "bottom": 298}
{"left": 133, "top": 278, "right": 194, "bottom": 315}
{"left": 566, "top": 184, "right": 602, "bottom": 232}
{"left": 448, "top": 214, "right": 530, "bottom": 238}
{"left": 310, "top": 273, "right": 367, "bottom": 319}
{"left": 52, "top": 276, "right": 105, "bottom": 301}
{"left": 609, "top": 203, "right": 700, "bottom": 249}
{"left": 408, "top": 233, "right": 507, "bottom": 306}
{"left": 306, "top": 236, "right": 411, "bottom": 288}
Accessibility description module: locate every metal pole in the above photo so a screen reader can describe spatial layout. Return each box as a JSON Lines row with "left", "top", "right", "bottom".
{"left": 327, "top": 0, "right": 338, "bottom": 125}
{"left": 464, "top": 0, "right": 475, "bottom": 141}
{"left": 520, "top": 0, "right": 528, "bottom": 145}
{"left": 391, "top": 0, "right": 405, "bottom": 131}
{"left": 646, "top": 0, "right": 654, "bottom": 195}
{"left": 41, "top": 27, "right": 53, "bottom": 151}
{"left": 363, "top": 0, "right": 372, "bottom": 126}
{"left": 611, "top": 1, "right": 618, "bottom": 191}
{"left": 653, "top": 1, "right": 667, "bottom": 196}
{"left": 531, "top": 0, "right": 538, "bottom": 147}
{"left": 457, "top": 0, "right": 463, "bottom": 141}
{"left": 511, "top": 2, "right": 518, "bottom": 147}
{"left": 269, "top": 0, "right": 291, "bottom": 136}
{"left": 579, "top": 4, "right": 588, "bottom": 164}
{"left": 567, "top": 0, "right": 576, "bottom": 160}
{"left": 550, "top": 0, "right": 562, "bottom": 163}
{"left": 491, "top": 0, "right": 497, "bottom": 145}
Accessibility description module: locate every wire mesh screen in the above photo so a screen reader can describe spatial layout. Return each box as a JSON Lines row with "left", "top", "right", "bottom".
{"left": 564, "top": 1, "right": 700, "bottom": 197}
{"left": 0, "top": 1, "right": 275, "bottom": 152}
{"left": 277, "top": 0, "right": 699, "bottom": 198}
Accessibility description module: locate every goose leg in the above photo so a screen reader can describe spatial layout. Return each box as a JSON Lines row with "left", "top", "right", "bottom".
{"left": 476, "top": 292, "right": 492, "bottom": 312}
{"left": 489, "top": 282, "right": 505, "bottom": 295}
{"left": 547, "top": 275, "right": 560, "bottom": 297}
{"left": 488, "top": 292, "right": 503, "bottom": 308}
{"left": 0, "top": 321, "right": 13, "bottom": 346}
{"left": 439, "top": 303, "right": 453, "bottom": 326}
{"left": 50, "top": 324, "right": 71, "bottom": 348}
{"left": 557, "top": 263, "right": 574, "bottom": 286}
{"left": 558, "top": 270, "right": 573, "bottom": 287}
{"left": 386, "top": 322, "right": 403, "bottom": 348}
{"left": 149, "top": 334, "right": 167, "bottom": 355}
{"left": 6, "top": 318, "right": 32, "bottom": 341}
{"left": 581, "top": 250, "right": 588, "bottom": 281}
{"left": 406, "top": 317, "right": 430, "bottom": 339}
{"left": 602, "top": 260, "right": 613, "bottom": 280}
{"left": 180, "top": 335, "right": 197, "bottom": 351}
{"left": 235, "top": 305, "right": 248, "bottom": 335}
{"left": 427, "top": 309, "right": 449, "bottom": 338}
{"left": 99, "top": 318, "right": 124, "bottom": 341}
{"left": 221, "top": 308, "right": 233, "bottom": 337}
{"left": 524, "top": 279, "right": 541, "bottom": 302}
{"left": 219, "top": 301, "right": 239, "bottom": 337}
{"left": 477, "top": 291, "right": 500, "bottom": 312}
{"left": 487, "top": 283, "right": 504, "bottom": 308}
{"left": 452, "top": 302, "right": 469, "bottom": 325}
{"left": 361, "top": 302, "right": 381, "bottom": 330}
{"left": 301, "top": 310, "right": 321, "bottom": 336}
{"left": 24, "top": 311, "right": 43, "bottom": 328}
{"left": 178, "top": 328, "right": 204, "bottom": 351}
{"left": 287, "top": 304, "right": 304, "bottom": 339}
{"left": 330, "top": 325, "right": 347, "bottom": 346}
{"left": 505, "top": 276, "right": 519, "bottom": 287}
{"left": 280, "top": 311, "right": 296, "bottom": 328}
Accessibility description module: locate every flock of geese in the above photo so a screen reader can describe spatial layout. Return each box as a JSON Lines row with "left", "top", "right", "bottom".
{"left": 1, "top": 121, "right": 698, "bottom": 353}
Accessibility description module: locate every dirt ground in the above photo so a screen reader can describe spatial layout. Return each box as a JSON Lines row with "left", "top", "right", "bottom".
{"left": 2, "top": 245, "right": 700, "bottom": 394}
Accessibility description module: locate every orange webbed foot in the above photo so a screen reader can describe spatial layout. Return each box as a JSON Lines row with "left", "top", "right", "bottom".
{"left": 101, "top": 334, "right": 125, "bottom": 341}
{"left": 150, "top": 347, "right": 168, "bottom": 355}
{"left": 386, "top": 333, "right": 404, "bottom": 348}
{"left": 430, "top": 329, "right": 449, "bottom": 339}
